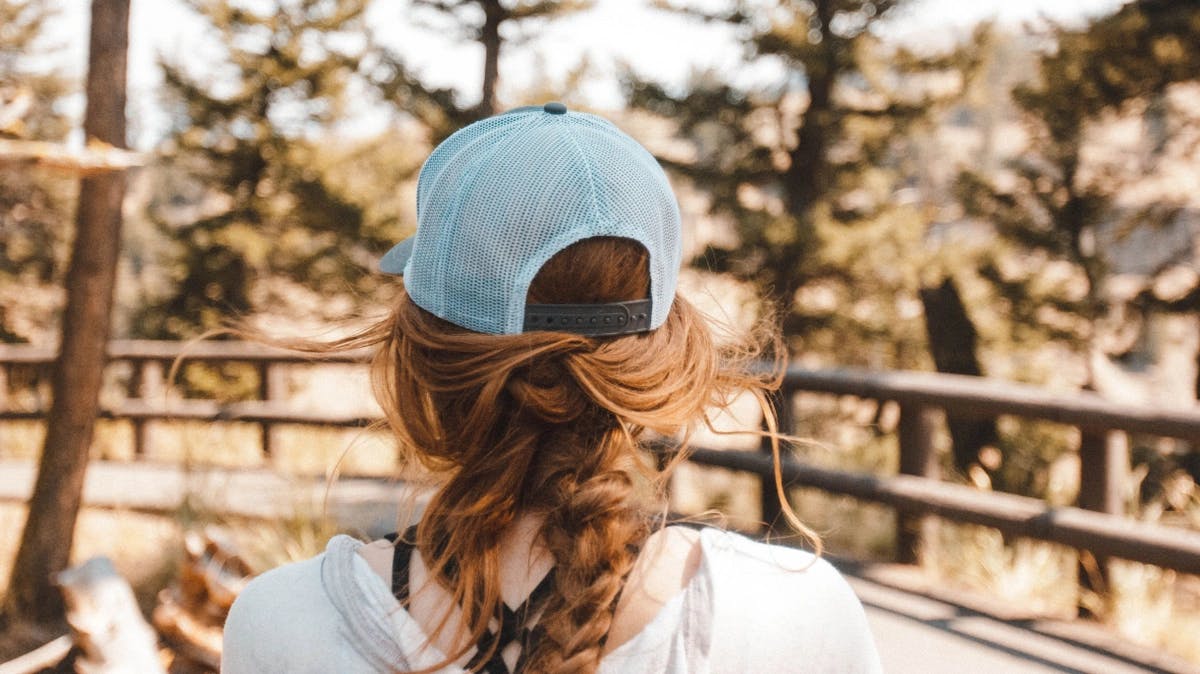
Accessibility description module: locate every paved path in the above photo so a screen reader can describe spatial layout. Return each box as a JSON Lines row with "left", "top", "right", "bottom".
{"left": 845, "top": 569, "right": 1200, "bottom": 674}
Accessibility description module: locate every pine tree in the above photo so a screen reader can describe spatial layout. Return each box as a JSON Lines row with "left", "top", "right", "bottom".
{"left": 137, "top": 0, "right": 598, "bottom": 340}
{"left": 956, "top": 0, "right": 1200, "bottom": 365}
{"left": 368, "top": 0, "right": 592, "bottom": 142}
{"left": 0, "top": 0, "right": 74, "bottom": 342}
{"left": 134, "top": 0, "right": 398, "bottom": 339}
{"left": 624, "top": 0, "right": 967, "bottom": 367}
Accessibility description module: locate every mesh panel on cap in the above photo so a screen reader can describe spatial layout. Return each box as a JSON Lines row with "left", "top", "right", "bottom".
{"left": 407, "top": 113, "right": 536, "bottom": 319}
{"left": 403, "top": 108, "right": 681, "bottom": 335}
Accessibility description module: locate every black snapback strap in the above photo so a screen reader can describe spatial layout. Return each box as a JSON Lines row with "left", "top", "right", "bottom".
{"left": 523, "top": 299, "right": 652, "bottom": 337}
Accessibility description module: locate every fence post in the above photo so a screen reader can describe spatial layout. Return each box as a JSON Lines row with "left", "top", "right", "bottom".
{"left": 896, "top": 404, "right": 939, "bottom": 564}
{"left": 0, "top": 364, "right": 6, "bottom": 458}
{"left": 760, "top": 386, "right": 794, "bottom": 533}
{"left": 126, "top": 359, "right": 145, "bottom": 457}
{"left": 1077, "top": 427, "right": 1127, "bottom": 617}
{"left": 258, "top": 361, "right": 273, "bottom": 457}
{"left": 125, "top": 360, "right": 164, "bottom": 458}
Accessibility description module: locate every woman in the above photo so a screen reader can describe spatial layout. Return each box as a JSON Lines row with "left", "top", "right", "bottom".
{"left": 222, "top": 102, "right": 882, "bottom": 673}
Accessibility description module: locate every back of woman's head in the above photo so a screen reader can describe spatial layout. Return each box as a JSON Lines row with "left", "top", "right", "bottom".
{"left": 266, "top": 103, "right": 800, "bottom": 674}
{"left": 367, "top": 235, "right": 778, "bottom": 673}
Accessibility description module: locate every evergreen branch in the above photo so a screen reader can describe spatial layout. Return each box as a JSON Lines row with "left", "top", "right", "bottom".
{"left": 0, "top": 139, "right": 144, "bottom": 174}
{"left": 411, "top": 0, "right": 473, "bottom": 16}
{"left": 508, "top": 0, "right": 593, "bottom": 21}
{"left": 1134, "top": 283, "right": 1200, "bottom": 315}
{"left": 647, "top": 0, "right": 747, "bottom": 25}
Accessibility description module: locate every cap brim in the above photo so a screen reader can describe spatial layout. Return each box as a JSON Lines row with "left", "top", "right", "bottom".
{"left": 379, "top": 237, "right": 415, "bottom": 275}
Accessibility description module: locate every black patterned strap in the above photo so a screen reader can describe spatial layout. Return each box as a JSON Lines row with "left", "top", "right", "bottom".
{"left": 384, "top": 527, "right": 556, "bottom": 674}
{"left": 383, "top": 526, "right": 417, "bottom": 606}
{"left": 465, "top": 567, "right": 557, "bottom": 674}
{"left": 381, "top": 523, "right": 685, "bottom": 672}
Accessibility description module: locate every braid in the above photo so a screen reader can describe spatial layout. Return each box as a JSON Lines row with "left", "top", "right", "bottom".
{"left": 528, "top": 440, "right": 647, "bottom": 674}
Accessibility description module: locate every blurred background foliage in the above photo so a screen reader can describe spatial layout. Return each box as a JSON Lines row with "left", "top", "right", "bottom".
{"left": 0, "top": 0, "right": 75, "bottom": 341}
{"left": 3, "top": 0, "right": 1200, "bottom": 656}
{"left": 137, "top": 0, "right": 396, "bottom": 339}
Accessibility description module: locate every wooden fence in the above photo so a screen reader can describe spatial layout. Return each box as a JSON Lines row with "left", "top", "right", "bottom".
{"left": 2, "top": 340, "right": 1199, "bottom": 582}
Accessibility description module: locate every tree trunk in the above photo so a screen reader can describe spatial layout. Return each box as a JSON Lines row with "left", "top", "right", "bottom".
{"left": 5, "top": 0, "right": 130, "bottom": 624}
{"left": 477, "top": 0, "right": 503, "bottom": 118}
{"left": 783, "top": 0, "right": 836, "bottom": 218}
{"left": 1194, "top": 334, "right": 1200, "bottom": 402}
{"left": 919, "top": 277, "right": 997, "bottom": 475}
{"left": 774, "top": 0, "right": 837, "bottom": 317}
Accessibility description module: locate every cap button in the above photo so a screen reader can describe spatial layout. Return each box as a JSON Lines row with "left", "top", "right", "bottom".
{"left": 543, "top": 101, "right": 567, "bottom": 115}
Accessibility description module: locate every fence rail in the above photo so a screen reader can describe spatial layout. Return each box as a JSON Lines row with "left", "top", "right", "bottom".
{"left": 786, "top": 367, "right": 1200, "bottom": 440}
{"left": 3, "top": 340, "right": 1199, "bottom": 588}
{"left": 0, "top": 340, "right": 372, "bottom": 455}
{"left": 1, "top": 400, "right": 377, "bottom": 427}
{"left": 686, "top": 447, "right": 1200, "bottom": 574}
{"left": 773, "top": 366, "right": 1200, "bottom": 569}
{"left": 0, "top": 340, "right": 371, "bottom": 364}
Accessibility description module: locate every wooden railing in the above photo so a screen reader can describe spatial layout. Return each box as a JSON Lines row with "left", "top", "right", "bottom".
{"left": 2, "top": 340, "right": 1199, "bottom": 581}
{"left": 0, "top": 340, "right": 373, "bottom": 456}
{"left": 760, "top": 368, "right": 1200, "bottom": 569}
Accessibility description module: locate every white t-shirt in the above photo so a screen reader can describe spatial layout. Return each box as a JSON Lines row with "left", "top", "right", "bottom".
{"left": 221, "top": 527, "right": 883, "bottom": 673}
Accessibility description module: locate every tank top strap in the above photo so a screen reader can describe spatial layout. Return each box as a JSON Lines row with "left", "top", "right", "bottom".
{"left": 382, "top": 524, "right": 667, "bottom": 673}
{"left": 382, "top": 527, "right": 555, "bottom": 674}
{"left": 383, "top": 525, "right": 419, "bottom": 604}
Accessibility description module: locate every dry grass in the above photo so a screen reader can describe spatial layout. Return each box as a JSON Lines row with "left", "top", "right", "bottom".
{"left": 1106, "top": 560, "right": 1200, "bottom": 663}
{"left": 219, "top": 509, "right": 346, "bottom": 573}
{"left": 792, "top": 488, "right": 896, "bottom": 558}
{"left": 917, "top": 519, "right": 1200, "bottom": 664}
{"left": 922, "top": 521, "right": 1078, "bottom": 617}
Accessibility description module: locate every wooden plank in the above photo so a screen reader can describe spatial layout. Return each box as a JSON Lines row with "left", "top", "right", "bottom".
{"left": 0, "top": 340, "right": 371, "bottom": 364}
{"left": 258, "top": 362, "right": 275, "bottom": 456}
{"left": 846, "top": 570, "right": 1200, "bottom": 674}
{"left": 1076, "top": 429, "right": 1129, "bottom": 616}
{"left": 785, "top": 367, "right": 1200, "bottom": 441}
{"left": 896, "top": 404, "right": 939, "bottom": 564}
{"left": 1077, "top": 429, "right": 1127, "bottom": 517}
{"left": 0, "top": 400, "right": 379, "bottom": 427}
{"left": 686, "top": 447, "right": 1200, "bottom": 575}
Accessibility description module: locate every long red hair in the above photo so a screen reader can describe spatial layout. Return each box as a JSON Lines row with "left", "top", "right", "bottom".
{"left": 265, "top": 236, "right": 803, "bottom": 673}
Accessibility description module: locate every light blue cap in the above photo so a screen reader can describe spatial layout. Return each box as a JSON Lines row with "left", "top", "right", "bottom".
{"left": 379, "top": 102, "right": 682, "bottom": 336}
